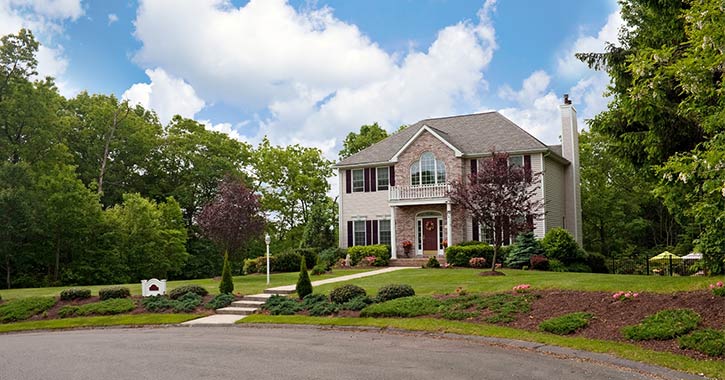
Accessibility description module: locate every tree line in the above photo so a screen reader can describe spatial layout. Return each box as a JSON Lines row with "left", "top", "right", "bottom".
{"left": 0, "top": 29, "right": 337, "bottom": 289}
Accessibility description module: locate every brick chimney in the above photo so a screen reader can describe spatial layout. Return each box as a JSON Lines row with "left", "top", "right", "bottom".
{"left": 560, "top": 94, "right": 582, "bottom": 245}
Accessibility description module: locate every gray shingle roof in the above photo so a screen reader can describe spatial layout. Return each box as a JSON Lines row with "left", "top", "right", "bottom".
{"left": 336, "top": 111, "right": 558, "bottom": 167}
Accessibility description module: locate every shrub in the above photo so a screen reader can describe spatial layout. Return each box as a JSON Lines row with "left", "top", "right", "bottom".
{"left": 348, "top": 245, "right": 390, "bottom": 266}
{"left": 548, "top": 258, "right": 566, "bottom": 272}
{"left": 539, "top": 312, "right": 593, "bottom": 335}
{"left": 291, "top": 248, "right": 319, "bottom": 269}
{"left": 678, "top": 329, "right": 725, "bottom": 357}
{"left": 505, "top": 232, "right": 543, "bottom": 269}
{"left": 262, "top": 295, "right": 302, "bottom": 315}
{"left": 0, "top": 297, "right": 57, "bottom": 323}
{"left": 308, "top": 301, "right": 339, "bottom": 316}
{"left": 219, "top": 252, "right": 234, "bottom": 294}
{"left": 360, "top": 296, "right": 440, "bottom": 318}
{"left": 172, "top": 292, "right": 203, "bottom": 312}
{"left": 468, "top": 257, "right": 487, "bottom": 268}
{"left": 375, "top": 284, "right": 415, "bottom": 302}
{"left": 710, "top": 281, "right": 725, "bottom": 296}
{"left": 424, "top": 256, "right": 441, "bottom": 268}
{"left": 565, "top": 262, "right": 592, "bottom": 273}
{"left": 311, "top": 263, "right": 327, "bottom": 275}
{"left": 541, "top": 228, "right": 583, "bottom": 265}
{"left": 529, "top": 255, "right": 549, "bottom": 270}
{"left": 446, "top": 244, "right": 493, "bottom": 267}
{"left": 98, "top": 286, "right": 131, "bottom": 300}
{"left": 586, "top": 252, "right": 609, "bottom": 273}
{"left": 273, "top": 251, "right": 303, "bottom": 272}
{"left": 169, "top": 284, "right": 208, "bottom": 300}
{"left": 60, "top": 288, "right": 91, "bottom": 301}
{"left": 329, "top": 284, "right": 366, "bottom": 304}
{"left": 205, "top": 293, "right": 235, "bottom": 309}
{"left": 622, "top": 309, "right": 701, "bottom": 340}
{"left": 296, "top": 259, "right": 313, "bottom": 299}
{"left": 141, "top": 295, "right": 175, "bottom": 312}
{"left": 243, "top": 257, "right": 259, "bottom": 275}
{"left": 339, "top": 296, "right": 372, "bottom": 311}
{"left": 319, "top": 248, "right": 347, "bottom": 269}
{"left": 301, "top": 293, "right": 328, "bottom": 309}
{"left": 59, "top": 298, "right": 135, "bottom": 318}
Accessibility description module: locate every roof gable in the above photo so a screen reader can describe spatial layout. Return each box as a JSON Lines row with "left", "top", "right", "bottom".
{"left": 390, "top": 125, "right": 463, "bottom": 162}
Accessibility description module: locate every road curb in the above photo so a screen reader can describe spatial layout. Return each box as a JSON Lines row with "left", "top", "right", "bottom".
{"left": 235, "top": 323, "right": 707, "bottom": 380}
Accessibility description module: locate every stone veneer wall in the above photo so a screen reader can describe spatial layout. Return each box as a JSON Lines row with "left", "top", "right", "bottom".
{"left": 393, "top": 204, "right": 466, "bottom": 257}
{"left": 394, "top": 130, "right": 464, "bottom": 188}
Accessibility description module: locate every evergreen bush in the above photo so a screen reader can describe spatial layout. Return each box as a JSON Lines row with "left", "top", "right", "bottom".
{"left": 329, "top": 284, "right": 366, "bottom": 304}
{"left": 0, "top": 297, "right": 57, "bottom": 323}
{"left": 173, "top": 292, "right": 202, "bottom": 312}
{"left": 375, "top": 284, "right": 415, "bottom": 302}
{"left": 360, "top": 296, "right": 440, "bottom": 318}
{"left": 424, "top": 256, "right": 441, "bottom": 268}
{"left": 205, "top": 293, "right": 235, "bottom": 309}
{"left": 296, "top": 259, "right": 313, "bottom": 299}
{"left": 59, "top": 298, "right": 135, "bottom": 318}
{"left": 60, "top": 288, "right": 92, "bottom": 301}
{"left": 541, "top": 228, "right": 583, "bottom": 265}
{"left": 273, "top": 251, "right": 303, "bottom": 272}
{"left": 505, "top": 232, "right": 543, "bottom": 269}
{"left": 311, "top": 263, "right": 327, "bottom": 275}
{"left": 539, "top": 312, "right": 593, "bottom": 335}
{"left": 168, "top": 284, "right": 208, "bottom": 300}
{"left": 319, "top": 247, "right": 347, "bottom": 269}
{"left": 262, "top": 295, "right": 302, "bottom": 315}
{"left": 678, "top": 329, "right": 725, "bottom": 357}
{"left": 622, "top": 309, "right": 701, "bottom": 340}
{"left": 98, "top": 286, "right": 131, "bottom": 300}
{"left": 219, "top": 251, "right": 234, "bottom": 294}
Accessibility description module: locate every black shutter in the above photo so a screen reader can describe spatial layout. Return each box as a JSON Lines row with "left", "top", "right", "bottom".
{"left": 372, "top": 220, "right": 379, "bottom": 244}
{"left": 389, "top": 166, "right": 395, "bottom": 186}
{"left": 364, "top": 168, "right": 370, "bottom": 192}
{"left": 471, "top": 159, "right": 477, "bottom": 175}
{"left": 526, "top": 214, "right": 534, "bottom": 231}
{"left": 503, "top": 218, "right": 511, "bottom": 245}
{"left": 347, "top": 221, "right": 353, "bottom": 247}
{"left": 370, "top": 167, "right": 377, "bottom": 192}
{"left": 345, "top": 170, "right": 351, "bottom": 193}
{"left": 365, "top": 220, "right": 372, "bottom": 245}
{"left": 472, "top": 220, "right": 479, "bottom": 241}
{"left": 524, "top": 155, "right": 532, "bottom": 182}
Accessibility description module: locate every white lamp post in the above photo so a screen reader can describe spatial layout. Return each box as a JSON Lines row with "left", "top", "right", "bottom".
{"left": 265, "top": 233, "right": 271, "bottom": 285}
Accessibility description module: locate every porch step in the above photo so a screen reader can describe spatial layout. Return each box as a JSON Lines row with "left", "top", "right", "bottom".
{"left": 264, "top": 288, "right": 295, "bottom": 295}
{"left": 215, "top": 307, "right": 258, "bottom": 315}
{"left": 389, "top": 257, "right": 446, "bottom": 267}
{"left": 241, "top": 293, "right": 279, "bottom": 302}
{"left": 231, "top": 300, "right": 265, "bottom": 308}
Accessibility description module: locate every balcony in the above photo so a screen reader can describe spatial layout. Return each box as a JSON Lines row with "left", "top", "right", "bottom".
{"left": 389, "top": 184, "right": 451, "bottom": 205}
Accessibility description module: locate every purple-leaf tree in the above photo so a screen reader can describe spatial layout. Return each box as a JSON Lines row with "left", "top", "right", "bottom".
{"left": 197, "top": 176, "right": 266, "bottom": 256}
{"left": 448, "top": 151, "right": 543, "bottom": 272}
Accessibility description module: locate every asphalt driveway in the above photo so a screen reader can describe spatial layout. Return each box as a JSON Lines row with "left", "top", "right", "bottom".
{"left": 0, "top": 326, "right": 697, "bottom": 380}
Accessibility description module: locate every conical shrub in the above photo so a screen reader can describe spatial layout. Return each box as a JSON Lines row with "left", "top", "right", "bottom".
{"left": 219, "top": 251, "right": 234, "bottom": 294}
{"left": 296, "top": 259, "right": 313, "bottom": 299}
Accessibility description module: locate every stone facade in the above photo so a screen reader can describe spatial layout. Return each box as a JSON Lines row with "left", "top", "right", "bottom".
{"left": 394, "top": 130, "right": 464, "bottom": 187}
{"left": 392, "top": 204, "right": 466, "bottom": 257}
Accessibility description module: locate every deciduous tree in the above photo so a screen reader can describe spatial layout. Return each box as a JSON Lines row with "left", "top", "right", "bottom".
{"left": 339, "top": 122, "right": 388, "bottom": 159}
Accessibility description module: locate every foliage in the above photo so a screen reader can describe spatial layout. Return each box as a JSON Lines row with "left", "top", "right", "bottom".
{"left": 58, "top": 298, "right": 135, "bottom": 318}
{"left": 678, "top": 329, "right": 725, "bottom": 357}
{"left": 468, "top": 257, "right": 487, "bottom": 268}
{"left": 205, "top": 293, "right": 235, "bottom": 309}
{"left": 243, "top": 257, "right": 261, "bottom": 275}
{"left": 59, "top": 288, "right": 91, "bottom": 301}
{"left": 140, "top": 296, "right": 175, "bottom": 312}
{"left": 329, "top": 284, "right": 367, "bottom": 304}
{"left": 505, "top": 232, "right": 543, "bottom": 269}
{"left": 301, "top": 294, "right": 328, "bottom": 309}
{"left": 339, "top": 296, "right": 372, "bottom": 311}
{"left": 0, "top": 296, "right": 56, "bottom": 323}
{"left": 375, "top": 284, "right": 415, "bottom": 303}
{"left": 311, "top": 263, "right": 327, "bottom": 275}
{"left": 622, "top": 309, "right": 701, "bottom": 341}
{"left": 424, "top": 256, "right": 441, "bottom": 269}
{"left": 98, "top": 287, "right": 130, "bottom": 300}
{"left": 273, "top": 251, "right": 303, "bottom": 273}
{"left": 300, "top": 198, "right": 337, "bottom": 250}
{"left": 445, "top": 243, "right": 494, "bottom": 267}
{"left": 339, "top": 123, "right": 389, "bottom": 159}
{"left": 308, "top": 301, "right": 339, "bottom": 316}
{"left": 290, "top": 248, "right": 319, "bottom": 270}
{"left": 712, "top": 282, "right": 725, "bottom": 297}
{"left": 318, "top": 248, "right": 346, "bottom": 270}
{"left": 585, "top": 252, "right": 609, "bottom": 274}
{"left": 565, "top": 262, "right": 592, "bottom": 273}
{"left": 448, "top": 151, "right": 543, "bottom": 271}
{"left": 360, "top": 296, "right": 440, "bottom": 318}
{"left": 296, "top": 259, "right": 313, "bottom": 299}
{"left": 348, "top": 245, "right": 390, "bottom": 266}
{"left": 539, "top": 312, "right": 593, "bottom": 335}
{"left": 262, "top": 295, "right": 302, "bottom": 315}
{"left": 440, "top": 293, "right": 535, "bottom": 323}
{"left": 219, "top": 251, "right": 234, "bottom": 294}
{"left": 168, "top": 284, "right": 208, "bottom": 300}
{"left": 541, "top": 228, "right": 583, "bottom": 265}
{"left": 172, "top": 292, "right": 202, "bottom": 312}
{"left": 529, "top": 255, "right": 549, "bottom": 270}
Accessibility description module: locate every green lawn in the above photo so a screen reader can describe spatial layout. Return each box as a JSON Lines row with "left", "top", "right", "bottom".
{"left": 0, "top": 314, "right": 201, "bottom": 333}
{"left": 0, "top": 269, "right": 372, "bottom": 300}
{"left": 240, "top": 315, "right": 725, "bottom": 380}
{"left": 311, "top": 268, "right": 722, "bottom": 296}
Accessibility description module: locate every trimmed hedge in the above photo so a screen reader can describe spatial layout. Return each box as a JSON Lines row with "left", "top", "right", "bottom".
{"left": 58, "top": 298, "right": 135, "bottom": 318}
{"left": 274, "top": 251, "right": 303, "bottom": 273}
{"left": 539, "top": 312, "right": 593, "bottom": 335}
{"left": 360, "top": 296, "right": 440, "bottom": 318}
{"left": 622, "top": 309, "right": 701, "bottom": 341}
{"left": 348, "top": 245, "right": 390, "bottom": 266}
{"left": 60, "top": 288, "right": 91, "bottom": 301}
{"left": 0, "top": 297, "right": 57, "bottom": 323}
{"left": 98, "top": 287, "right": 131, "bottom": 300}
{"left": 375, "top": 284, "right": 415, "bottom": 302}
{"left": 169, "top": 284, "right": 208, "bottom": 300}
{"left": 445, "top": 243, "right": 493, "bottom": 267}
{"left": 329, "top": 284, "right": 366, "bottom": 304}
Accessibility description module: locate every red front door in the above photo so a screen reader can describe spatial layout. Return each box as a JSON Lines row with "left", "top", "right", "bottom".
{"left": 422, "top": 218, "right": 438, "bottom": 252}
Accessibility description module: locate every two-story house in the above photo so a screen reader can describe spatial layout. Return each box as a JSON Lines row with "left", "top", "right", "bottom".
{"left": 335, "top": 95, "right": 582, "bottom": 260}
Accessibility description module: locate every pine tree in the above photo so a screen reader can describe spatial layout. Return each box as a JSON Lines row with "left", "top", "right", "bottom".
{"left": 296, "top": 259, "right": 312, "bottom": 299}
{"left": 505, "top": 232, "right": 543, "bottom": 269}
{"left": 219, "top": 251, "right": 234, "bottom": 294}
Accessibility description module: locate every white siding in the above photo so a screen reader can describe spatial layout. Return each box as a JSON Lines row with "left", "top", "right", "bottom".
{"left": 339, "top": 168, "right": 392, "bottom": 248}
{"left": 544, "top": 156, "right": 566, "bottom": 233}
{"left": 530, "top": 153, "right": 545, "bottom": 239}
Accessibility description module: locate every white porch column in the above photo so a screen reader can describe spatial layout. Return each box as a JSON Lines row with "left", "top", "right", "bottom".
{"left": 390, "top": 206, "right": 397, "bottom": 259}
{"left": 446, "top": 202, "right": 452, "bottom": 256}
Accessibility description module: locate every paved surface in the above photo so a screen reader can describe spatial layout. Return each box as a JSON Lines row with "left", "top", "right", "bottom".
{"left": 266, "top": 266, "right": 414, "bottom": 292}
{"left": 0, "top": 327, "right": 698, "bottom": 380}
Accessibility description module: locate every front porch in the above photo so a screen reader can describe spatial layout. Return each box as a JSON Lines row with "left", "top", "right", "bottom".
{"left": 389, "top": 202, "right": 466, "bottom": 260}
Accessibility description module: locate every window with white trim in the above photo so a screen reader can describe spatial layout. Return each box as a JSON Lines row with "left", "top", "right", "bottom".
{"left": 378, "top": 220, "right": 391, "bottom": 246}
{"left": 376, "top": 167, "right": 389, "bottom": 190}
{"left": 509, "top": 155, "right": 523, "bottom": 168}
{"left": 478, "top": 224, "right": 494, "bottom": 245}
{"left": 410, "top": 152, "right": 446, "bottom": 186}
{"left": 352, "top": 169, "right": 364, "bottom": 192}
{"left": 353, "top": 220, "right": 366, "bottom": 246}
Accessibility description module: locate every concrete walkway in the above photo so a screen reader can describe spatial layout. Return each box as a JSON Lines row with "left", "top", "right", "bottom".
{"left": 183, "top": 267, "right": 414, "bottom": 326}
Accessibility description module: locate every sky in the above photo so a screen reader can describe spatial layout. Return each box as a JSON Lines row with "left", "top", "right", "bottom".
{"left": 1, "top": 0, "right": 621, "bottom": 176}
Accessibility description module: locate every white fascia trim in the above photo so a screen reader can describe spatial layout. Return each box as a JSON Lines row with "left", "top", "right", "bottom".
{"left": 389, "top": 125, "right": 463, "bottom": 162}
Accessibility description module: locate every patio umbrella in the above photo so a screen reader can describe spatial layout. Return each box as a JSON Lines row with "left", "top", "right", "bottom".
{"left": 681, "top": 252, "right": 703, "bottom": 260}
{"left": 649, "top": 251, "right": 682, "bottom": 263}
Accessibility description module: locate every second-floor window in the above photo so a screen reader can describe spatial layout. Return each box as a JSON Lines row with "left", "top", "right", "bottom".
{"left": 352, "top": 169, "right": 364, "bottom": 192}
{"left": 410, "top": 152, "right": 446, "bottom": 186}
{"left": 377, "top": 167, "right": 389, "bottom": 190}
{"left": 509, "top": 155, "right": 523, "bottom": 168}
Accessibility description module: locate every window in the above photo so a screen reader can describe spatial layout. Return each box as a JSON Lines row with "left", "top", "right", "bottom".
{"left": 438, "top": 219, "right": 444, "bottom": 249}
{"left": 378, "top": 220, "right": 391, "bottom": 246}
{"left": 352, "top": 169, "right": 364, "bottom": 192}
{"left": 410, "top": 152, "right": 446, "bottom": 186}
{"left": 509, "top": 155, "right": 523, "bottom": 168}
{"left": 353, "top": 220, "right": 366, "bottom": 246}
{"left": 416, "top": 219, "right": 423, "bottom": 251}
{"left": 377, "top": 167, "right": 389, "bottom": 190}
{"left": 478, "top": 224, "right": 494, "bottom": 245}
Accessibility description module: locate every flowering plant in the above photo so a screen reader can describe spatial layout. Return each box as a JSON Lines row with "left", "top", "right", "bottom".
{"left": 469, "top": 257, "right": 487, "bottom": 268}
{"left": 512, "top": 284, "right": 530, "bottom": 293}
{"left": 442, "top": 239, "right": 448, "bottom": 248}
{"left": 709, "top": 281, "right": 725, "bottom": 297}
{"left": 612, "top": 291, "right": 639, "bottom": 301}
{"left": 402, "top": 240, "right": 413, "bottom": 249}
{"left": 443, "top": 263, "right": 454, "bottom": 269}
{"left": 454, "top": 286, "right": 467, "bottom": 296}
{"left": 364, "top": 256, "right": 377, "bottom": 265}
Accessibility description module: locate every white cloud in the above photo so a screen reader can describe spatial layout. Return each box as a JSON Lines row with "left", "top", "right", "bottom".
{"left": 498, "top": 71, "right": 562, "bottom": 144}
{"left": 122, "top": 68, "right": 205, "bottom": 125}
{"left": 9, "top": 0, "right": 84, "bottom": 21}
{"left": 557, "top": 10, "right": 622, "bottom": 79}
{"left": 107, "top": 13, "right": 118, "bottom": 25}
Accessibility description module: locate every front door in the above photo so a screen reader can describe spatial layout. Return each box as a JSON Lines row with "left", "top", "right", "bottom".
{"left": 422, "top": 217, "right": 438, "bottom": 255}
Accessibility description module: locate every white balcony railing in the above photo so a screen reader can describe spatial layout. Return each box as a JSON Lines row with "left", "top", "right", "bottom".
{"left": 389, "top": 183, "right": 450, "bottom": 202}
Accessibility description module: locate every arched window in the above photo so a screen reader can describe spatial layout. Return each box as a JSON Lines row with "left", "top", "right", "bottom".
{"left": 410, "top": 152, "right": 446, "bottom": 186}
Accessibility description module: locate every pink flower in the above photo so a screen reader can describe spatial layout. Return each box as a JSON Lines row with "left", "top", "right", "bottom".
{"left": 633, "top": 293, "right": 639, "bottom": 298}
{"left": 711, "top": 284, "right": 716, "bottom": 290}
{"left": 718, "top": 281, "right": 724, "bottom": 288}
{"left": 612, "top": 294, "right": 619, "bottom": 299}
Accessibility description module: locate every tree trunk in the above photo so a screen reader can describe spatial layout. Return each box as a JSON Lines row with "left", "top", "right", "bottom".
{"left": 491, "top": 244, "right": 499, "bottom": 272}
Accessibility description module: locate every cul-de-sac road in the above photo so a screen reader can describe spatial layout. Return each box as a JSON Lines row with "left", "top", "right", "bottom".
{"left": 0, "top": 326, "right": 701, "bottom": 380}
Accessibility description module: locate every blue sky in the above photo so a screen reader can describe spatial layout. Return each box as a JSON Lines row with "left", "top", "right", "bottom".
{"left": 1, "top": 0, "right": 620, "bottom": 158}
